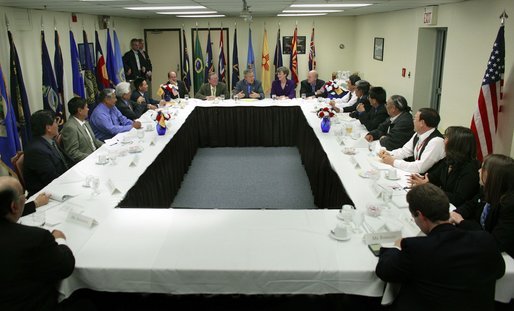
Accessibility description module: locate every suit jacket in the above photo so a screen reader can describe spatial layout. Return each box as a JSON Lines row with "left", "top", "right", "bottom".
{"left": 130, "top": 90, "right": 159, "bottom": 106}
{"left": 23, "top": 137, "right": 67, "bottom": 197}
{"left": 195, "top": 82, "right": 230, "bottom": 100}
{"left": 299, "top": 79, "right": 326, "bottom": 98}
{"left": 233, "top": 79, "right": 265, "bottom": 99}
{"left": 122, "top": 50, "right": 150, "bottom": 81}
{"left": 376, "top": 223, "right": 505, "bottom": 311}
{"left": 0, "top": 219, "right": 75, "bottom": 311}
{"left": 357, "top": 103, "right": 388, "bottom": 131}
{"left": 115, "top": 97, "right": 146, "bottom": 120}
{"left": 61, "top": 117, "right": 104, "bottom": 164}
{"left": 456, "top": 191, "right": 514, "bottom": 257}
{"left": 428, "top": 159, "right": 480, "bottom": 206}
{"left": 344, "top": 95, "right": 370, "bottom": 116}
{"left": 271, "top": 79, "right": 296, "bottom": 99}
{"left": 368, "top": 112, "right": 414, "bottom": 151}
{"left": 160, "top": 80, "right": 188, "bottom": 99}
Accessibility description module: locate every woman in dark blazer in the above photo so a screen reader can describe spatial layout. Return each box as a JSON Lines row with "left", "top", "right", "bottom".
{"left": 450, "top": 154, "right": 514, "bottom": 257}
{"left": 410, "top": 126, "right": 480, "bottom": 206}
{"left": 270, "top": 66, "right": 296, "bottom": 99}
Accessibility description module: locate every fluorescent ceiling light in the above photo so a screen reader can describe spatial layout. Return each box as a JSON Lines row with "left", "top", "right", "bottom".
{"left": 277, "top": 13, "right": 328, "bottom": 17}
{"left": 176, "top": 15, "right": 226, "bottom": 18}
{"left": 125, "top": 6, "right": 206, "bottom": 10}
{"left": 290, "top": 4, "right": 371, "bottom": 8}
{"left": 283, "top": 10, "right": 343, "bottom": 13}
{"left": 157, "top": 11, "right": 217, "bottom": 15}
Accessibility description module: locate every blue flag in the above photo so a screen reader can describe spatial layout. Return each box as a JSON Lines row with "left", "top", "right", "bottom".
{"left": 106, "top": 29, "right": 118, "bottom": 87}
{"left": 8, "top": 30, "right": 31, "bottom": 146}
{"left": 69, "top": 30, "right": 85, "bottom": 99}
{"left": 53, "top": 30, "right": 66, "bottom": 126}
{"left": 113, "top": 30, "right": 126, "bottom": 83}
{"left": 41, "top": 31, "right": 64, "bottom": 123}
{"left": 232, "top": 28, "right": 239, "bottom": 90}
{"left": 204, "top": 29, "right": 213, "bottom": 82}
{"left": 0, "top": 64, "right": 21, "bottom": 169}
{"left": 83, "top": 30, "right": 98, "bottom": 107}
{"left": 247, "top": 28, "right": 256, "bottom": 77}
{"left": 273, "top": 28, "right": 283, "bottom": 80}
{"left": 181, "top": 29, "right": 191, "bottom": 94}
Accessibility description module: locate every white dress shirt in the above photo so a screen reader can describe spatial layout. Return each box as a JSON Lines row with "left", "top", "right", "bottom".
{"left": 389, "top": 128, "right": 446, "bottom": 173}
{"left": 74, "top": 117, "right": 96, "bottom": 151}
{"left": 334, "top": 90, "right": 357, "bottom": 109}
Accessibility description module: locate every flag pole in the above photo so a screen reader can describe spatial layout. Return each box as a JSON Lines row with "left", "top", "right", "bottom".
{"left": 41, "top": 16, "right": 44, "bottom": 30}
{"left": 5, "top": 13, "right": 9, "bottom": 30}
{"left": 500, "top": 10, "right": 508, "bottom": 26}
{"left": 54, "top": 17, "right": 57, "bottom": 31}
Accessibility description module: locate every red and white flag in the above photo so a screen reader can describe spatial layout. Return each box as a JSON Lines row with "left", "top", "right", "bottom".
{"left": 309, "top": 26, "right": 316, "bottom": 71}
{"left": 470, "top": 25, "right": 505, "bottom": 161}
{"left": 290, "top": 26, "right": 299, "bottom": 85}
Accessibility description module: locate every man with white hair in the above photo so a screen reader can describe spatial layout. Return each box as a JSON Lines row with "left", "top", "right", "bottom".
{"left": 115, "top": 82, "right": 147, "bottom": 120}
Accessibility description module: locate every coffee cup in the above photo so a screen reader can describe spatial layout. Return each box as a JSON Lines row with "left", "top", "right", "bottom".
{"left": 351, "top": 132, "right": 360, "bottom": 140}
{"left": 387, "top": 168, "right": 398, "bottom": 179}
{"left": 146, "top": 124, "right": 153, "bottom": 131}
{"left": 333, "top": 223, "right": 351, "bottom": 239}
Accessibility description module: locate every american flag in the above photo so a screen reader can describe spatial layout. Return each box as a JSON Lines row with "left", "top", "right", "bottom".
{"left": 309, "top": 27, "right": 316, "bottom": 71}
{"left": 218, "top": 29, "right": 226, "bottom": 83}
{"left": 470, "top": 25, "right": 505, "bottom": 161}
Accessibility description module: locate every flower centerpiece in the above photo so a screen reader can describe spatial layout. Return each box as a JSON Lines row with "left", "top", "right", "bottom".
{"left": 154, "top": 111, "right": 171, "bottom": 135}
{"left": 317, "top": 107, "right": 336, "bottom": 133}
{"left": 323, "top": 80, "right": 344, "bottom": 99}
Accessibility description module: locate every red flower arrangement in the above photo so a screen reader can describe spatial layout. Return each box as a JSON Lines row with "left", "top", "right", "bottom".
{"left": 317, "top": 107, "right": 336, "bottom": 118}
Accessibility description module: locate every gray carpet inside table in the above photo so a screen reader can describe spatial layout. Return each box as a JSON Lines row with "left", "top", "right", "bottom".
{"left": 170, "top": 147, "right": 316, "bottom": 209}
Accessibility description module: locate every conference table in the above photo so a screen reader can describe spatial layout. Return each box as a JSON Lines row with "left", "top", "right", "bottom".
{"left": 21, "top": 98, "right": 514, "bottom": 304}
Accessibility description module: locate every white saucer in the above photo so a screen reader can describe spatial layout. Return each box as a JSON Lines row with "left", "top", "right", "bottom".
{"left": 128, "top": 146, "right": 144, "bottom": 153}
{"left": 336, "top": 213, "right": 353, "bottom": 221}
{"left": 95, "top": 161, "right": 108, "bottom": 165}
{"left": 385, "top": 174, "right": 401, "bottom": 180}
{"left": 359, "top": 171, "right": 371, "bottom": 178}
{"left": 145, "top": 129, "right": 154, "bottom": 132}
{"left": 329, "top": 230, "right": 351, "bottom": 241}
{"left": 121, "top": 140, "right": 133, "bottom": 145}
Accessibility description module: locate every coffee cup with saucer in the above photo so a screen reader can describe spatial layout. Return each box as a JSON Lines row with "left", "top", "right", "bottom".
{"left": 330, "top": 222, "right": 352, "bottom": 241}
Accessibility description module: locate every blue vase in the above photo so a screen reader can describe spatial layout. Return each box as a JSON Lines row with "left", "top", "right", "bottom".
{"left": 156, "top": 123, "right": 167, "bottom": 136}
{"left": 321, "top": 117, "right": 331, "bottom": 133}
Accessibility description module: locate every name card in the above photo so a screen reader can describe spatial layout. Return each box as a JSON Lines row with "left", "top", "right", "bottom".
{"left": 129, "top": 155, "right": 139, "bottom": 167}
{"left": 106, "top": 179, "right": 121, "bottom": 195}
{"left": 149, "top": 138, "right": 156, "bottom": 146}
{"left": 364, "top": 231, "right": 402, "bottom": 245}
{"left": 66, "top": 210, "right": 97, "bottom": 228}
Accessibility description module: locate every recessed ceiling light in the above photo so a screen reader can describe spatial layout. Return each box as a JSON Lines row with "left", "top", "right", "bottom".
{"left": 157, "top": 11, "right": 218, "bottom": 15}
{"left": 176, "top": 15, "right": 226, "bottom": 18}
{"left": 125, "top": 6, "right": 206, "bottom": 10}
{"left": 277, "top": 13, "right": 328, "bottom": 17}
{"left": 290, "top": 4, "right": 371, "bottom": 8}
{"left": 282, "top": 10, "right": 343, "bottom": 13}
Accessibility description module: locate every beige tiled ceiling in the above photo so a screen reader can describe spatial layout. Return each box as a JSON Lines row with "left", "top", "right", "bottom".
{"left": 0, "top": 0, "right": 469, "bottom": 18}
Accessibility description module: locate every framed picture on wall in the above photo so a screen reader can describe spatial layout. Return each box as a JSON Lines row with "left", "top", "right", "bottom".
{"left": 373, "top": 37, "right": 384, "bottom": 61}
{"left": 282, "top": 36, "right": 306, "bottom": 54}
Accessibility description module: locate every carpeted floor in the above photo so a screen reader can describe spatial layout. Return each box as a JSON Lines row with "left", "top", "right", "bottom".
{"left": 171, "top": 147, "right": 316, "bottom": 209}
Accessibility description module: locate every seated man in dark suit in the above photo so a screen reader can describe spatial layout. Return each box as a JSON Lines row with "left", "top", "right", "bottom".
{"left": 0, "top": 176, "right": 75, "bottom": 311}
{"left": 157, "top": 70, "right": 188, "bottom": 100}
{"left": 376, "top": 183, "right": 505, "bottom": 311}
{"left": 115, "top": 81, "right": 147, "bottom": 120}
{"left": 195, "top": 72, "right": 230, "bottom": 100}
{"left": 365, "top": 95, "right": 414, "bottom": 150}
{"left": 233, "top": 69, "right": 265, "bottom": 100}
{"left": 23, "top": 110, "right": 68, "bottom": 197}
{"left": 299, "top": 70, "right": 325, "bottom": 98}
{"left": 355, "top": 86, "right": 388, "bottom": 131}
{"left": 61, "top": 97, "right": 104, "bottom": 164}
{"left": 340, "top": 80, "right": 370, "bottom": 116}
{"left": 130, "top": 77, "right": 159, "bottom": 108}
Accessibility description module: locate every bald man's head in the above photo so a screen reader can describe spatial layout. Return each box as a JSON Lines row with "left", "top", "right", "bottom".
{"left": 307, "top": 70, "right": 318, "bottom": 84}
{"left": 168, "top": 71, "right": 178, "bottom": 82}
{"left": 0, "top": 176, "right": 25, "bottom": 221}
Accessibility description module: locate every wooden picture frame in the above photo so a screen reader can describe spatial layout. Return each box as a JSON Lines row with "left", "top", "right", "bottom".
{"left": 373, "top": 37, "right": 384, "bottom": 61}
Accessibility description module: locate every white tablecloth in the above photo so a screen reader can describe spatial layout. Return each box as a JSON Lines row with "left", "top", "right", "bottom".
{"left": 21, "top": 98, "right": 514, "bottom": 303}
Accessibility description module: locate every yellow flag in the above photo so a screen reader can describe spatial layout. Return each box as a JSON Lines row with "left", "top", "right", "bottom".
{"left": 261, "top": 29, "right": 271, "bottom": 94}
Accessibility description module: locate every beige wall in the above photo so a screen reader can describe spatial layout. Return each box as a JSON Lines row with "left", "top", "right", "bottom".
{"left": 0, "top": 6, "right": 143, "bottom": 116}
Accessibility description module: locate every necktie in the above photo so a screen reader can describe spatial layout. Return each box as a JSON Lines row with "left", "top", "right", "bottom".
{"left": 480, "top": 203, "right": 491, "bottom": 229}
{"left": 134, "top": 51, "right": 141, "bottom": 71}
{"left": 83, "top": 123, "right": 97, "bottom": 151}
{"left": 211, "top": 86, "right": 216, "bottom": 97}
{"left": 247, "top": 85, "right": 251, "bottom": 96}
{"left": 348, "top": 92, "right": 352, "bottom": 100}
{"left": 51, "top": 140, "right": 68, "bottom": 169}
{"left": 311, "top": 84, "right": 315, "bottom": 93}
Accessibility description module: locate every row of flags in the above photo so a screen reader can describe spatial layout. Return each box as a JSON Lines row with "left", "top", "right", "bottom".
{"left": 186, "top": 26, "right": 317, "bottom": 94}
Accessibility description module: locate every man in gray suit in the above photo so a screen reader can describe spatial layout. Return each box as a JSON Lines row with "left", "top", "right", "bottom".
{"left": 233, "top": 69, "right": 265, "bottom": 100}
{"left": 195, "top": 72, "right": 230, "bottom": 100}
{"left": 61, "top": 97, "right": 103, "bottom": 164}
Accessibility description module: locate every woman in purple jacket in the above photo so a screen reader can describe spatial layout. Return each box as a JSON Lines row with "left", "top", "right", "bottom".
{"left": 271, "top": 66, "right": 296, "bottom": 99}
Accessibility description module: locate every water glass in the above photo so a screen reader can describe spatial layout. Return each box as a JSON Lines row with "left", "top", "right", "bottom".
{"left": 301, "top": 93, "right": 307, "bottom": 100}
{"left": 91, "top": 177, "right": 100, "bottom": 195}
{"left": 382, "top": 188, "right": 393, "bottom": 204}
{"left": 233, "top": 94, "right": 239, "bottom": 102}
{"left": 184, "top": 94, "right": 189, "bottom": 101}
{"left": 137, "top": 129, "right": 145, "bottom": 140}
{"left": 352, "top": 211, "right": 364, "bottom": 233}
{"left": 272, "top": 94, "right": 277, "bottom": 100}
{"left": 32, "top": 211, "right": 46, "bottom": 227}
{"left": 220, "top": 94, "right": 225, "bottom": 100}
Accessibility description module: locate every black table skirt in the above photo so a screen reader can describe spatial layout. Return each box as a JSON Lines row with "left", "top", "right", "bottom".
{"left": 118, "top": 106, "right": 353, "bottom": 209}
